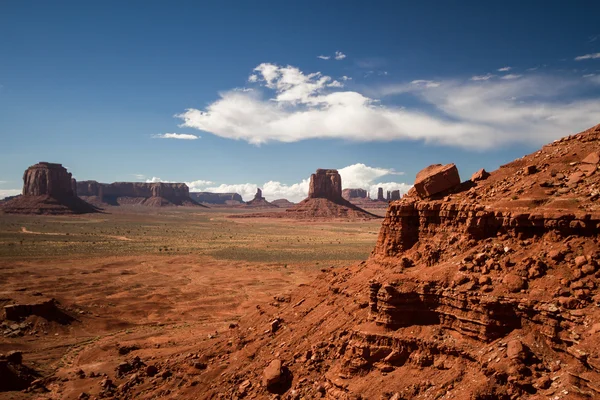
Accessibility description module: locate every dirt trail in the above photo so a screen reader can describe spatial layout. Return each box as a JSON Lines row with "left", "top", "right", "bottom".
{"left": 20, "top": 226, "right": 132, "bottom": 241}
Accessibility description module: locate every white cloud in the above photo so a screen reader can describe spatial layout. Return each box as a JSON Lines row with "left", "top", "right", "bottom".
{"left": 185, "top": 179, "right": 215, "bottom": 191}
{"left": 471, "top": 74, "right": 495, "bottom": 81}
{"left": 317, "top": 55, "right": 330, "bottom": 60}
{"left": 248, "top": 74, "right": 258, "bottom": 82}
{"left": 341, "top": 76, "right": 352, "bottom": 81}
{"left": 501, "top": 74, "right": 522, "bottom": 80}
{"left": 146, "top": 177, "right": 172, "bottom": 183}
{"left": 411, "top": 79, "right": 440, "bottom": 88}
{"left": 335, "top": 51, "right": 347, "bottom": 60}
{"left": 0, "top": 189, "right": 21, "bottom": 199}
{"left": 498, "top": 66, "right": 512, "bottom": 72}
{"left": 575, "top": 52, "right": 600, "bottom": 61}
{"left": 177, "top": 63, "right": 600, "bottom": 149}
{"left": 152, "top": 133, "right": 199, "bottom": 140}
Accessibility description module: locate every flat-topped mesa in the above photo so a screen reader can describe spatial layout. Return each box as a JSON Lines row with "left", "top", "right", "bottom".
{"left": 308, "top": 169, "right": 343, "bottom": 201}
{"left": 377, "top": 187, "right": 385, "bottom": 201}
{"left": 342, "top": 188, "right": 367, "bottom": 201}
{"left": 390, "top": 189, "right": 401, "bottom": 200}
{"left": 23, "top": 162, "right": 74, "bottom": 198}
{"left": 189, "top": 192, "right": 243, "bottom": 204}
{"left": 76, "top": 181, "right": 201, "bottom": 207}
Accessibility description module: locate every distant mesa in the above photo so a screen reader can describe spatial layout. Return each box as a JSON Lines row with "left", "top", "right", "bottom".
{"left": 189, "top": 192, "right": 243, "bottom": 205}
{"left": 342, "top": 188, "right": 367, "bottom": 201}
{"left": 77, "top": 181, "right": 204, "bottom": 207}
{"left": 245, "top": 188, "right": 278, "bottom": 208}
{"left": 286, "top": 169, "right": 380, "bottom": 219}
{"left": 0, "top": 162, "right": 98, "bottom": 215}
{"left": 377, "top": 187, "right": 385, "bottom": 201}
{"left": 271, "top": 198, "right": 296, "bottom": 209}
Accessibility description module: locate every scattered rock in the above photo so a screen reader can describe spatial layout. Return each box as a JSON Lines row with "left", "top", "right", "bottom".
{"left": 413, "top": 164, "right": 461, "bottom": 198}
{"left": 471, "top": 168, "right": 490, "bottom": 182}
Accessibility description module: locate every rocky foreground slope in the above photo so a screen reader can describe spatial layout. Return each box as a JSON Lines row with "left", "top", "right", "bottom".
{"left": 122, "top": 124, "right": 600, "bottom": 400}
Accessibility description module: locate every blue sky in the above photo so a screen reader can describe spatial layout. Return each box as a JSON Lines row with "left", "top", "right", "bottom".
{"left": 1, "top": 0, "right": 600, "bottom": 201}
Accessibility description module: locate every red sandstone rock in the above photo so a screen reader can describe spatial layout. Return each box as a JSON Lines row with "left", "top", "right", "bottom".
{"left": 471, "top": 168, "right": 490, "bottom": 182}
{"left": 76, "top": 181, "right": 203, "bottom": 207}
{"left": 377, "top": 187, "right": 385, "bottom": 201}
{"left": 262, "top": 359, "right": 282, "bottom": 388}
{"left": 582, "top": 152, "right": 600, "bottom": 165}
{"left": 413, "top": 164, "right": 461, "bottom": 198}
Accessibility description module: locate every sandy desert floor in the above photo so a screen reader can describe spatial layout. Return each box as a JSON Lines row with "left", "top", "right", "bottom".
{"left": 0, "top": 207, "right": 383, "bottom": 399}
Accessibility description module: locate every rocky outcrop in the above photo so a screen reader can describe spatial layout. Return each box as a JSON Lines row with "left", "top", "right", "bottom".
{"left": 342, "top": 188, "right": 368, "bottom": 201}
{"left": 390, "top": 190, "right": 401, "bottom": 200}
{"left": 377, "top": 187, "right": 385, "bottom": 201}
{"left": 413, "top": 163, "right": 461, "bottom": 198}
{"left": 1, "top": 163, "right": 97, "bottom": 214}
{"left": 190, "top": 192, "right": 243, "bottom": 204}
{"left": 309, "top": 169, "right": 343, "bottom": 201}
{"left": 77, "top": 181, "right": 202, "bottom": 207}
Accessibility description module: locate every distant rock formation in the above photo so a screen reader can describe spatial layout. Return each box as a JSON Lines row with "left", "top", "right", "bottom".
{"left": 1, "top": 162, "right": 98, "bottom": 214}
{"left": 77, "top": 181, "right": 203, "bottom": 207}
{"left": 287, "top": 169, "right": 379, "bottom": 219}
{"left": 390, "top": 190, "right": 401, "bottom": 200}
{"left": 271, "top": 199, "right": 295, "bottom": 209}
{"left": 342, "top": 188, "right": 367, "bottom": 201}
{"left": 377, "top": 187, "right": 384, "bottom": 201}
{"left": 245, "top": 188, "right": 278, "bottom": 208}
{"left": 190, "top": 192, "right": 243, "bottom": 205}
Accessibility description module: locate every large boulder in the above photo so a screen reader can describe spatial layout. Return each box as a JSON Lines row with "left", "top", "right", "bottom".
{"left": 413, "top": 163, "right": 461, "bottom": 198}
{"left": 308, "top": 169, "right": 342, "bottom": 201}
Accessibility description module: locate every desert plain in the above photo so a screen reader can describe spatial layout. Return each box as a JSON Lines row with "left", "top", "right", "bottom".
{"left": 0, "top": 207, "right": 383, "bottom": 399}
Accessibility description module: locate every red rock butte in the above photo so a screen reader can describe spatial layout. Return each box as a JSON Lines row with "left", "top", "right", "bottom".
{"left": 286, "top": 168, "right": 380, "bottom": 219}
{"left": 1, "top": 162, "right": 98, "bottom": 214}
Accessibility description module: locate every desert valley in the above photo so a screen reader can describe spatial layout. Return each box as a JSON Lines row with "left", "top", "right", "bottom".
{"left": 1, "top": 124, "right": 600, "bottom": 399}
{"left": 3, "top": 2, "right": 600, "bottom": 399}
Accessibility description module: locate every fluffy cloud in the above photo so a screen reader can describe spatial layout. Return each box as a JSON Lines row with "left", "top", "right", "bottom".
{"left": 152, "top": 133, "right": 199, "bottom": 140}
{"left": 498, "top": 66, "right": 512, "bottom": 72}
{"left": 501, "top": 74, "right": 522, "bottom": 80}
{"left": 0, "top": 189, "right": 21, "bottom": 199}
{"left": 334, "top": 51, "right": 347, "bottom": 60}
{"left": 176, "top": 63, "right": 600, "bottom": 149}
{"left": 146, "top": 163, "right": 409, "bottom": 203}
{"left": 575, "top": 52, "right": 600, "bottom": 61}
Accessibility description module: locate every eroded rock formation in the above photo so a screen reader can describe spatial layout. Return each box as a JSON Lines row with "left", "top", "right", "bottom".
{"left": 245, "top": 188, "right": 278, "bottom": 208}
{"left": 377, "top": 187, "right": 385, "bottom": 201}
{"left": 1, "top": 163, "right": 97, "bottom": 214}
